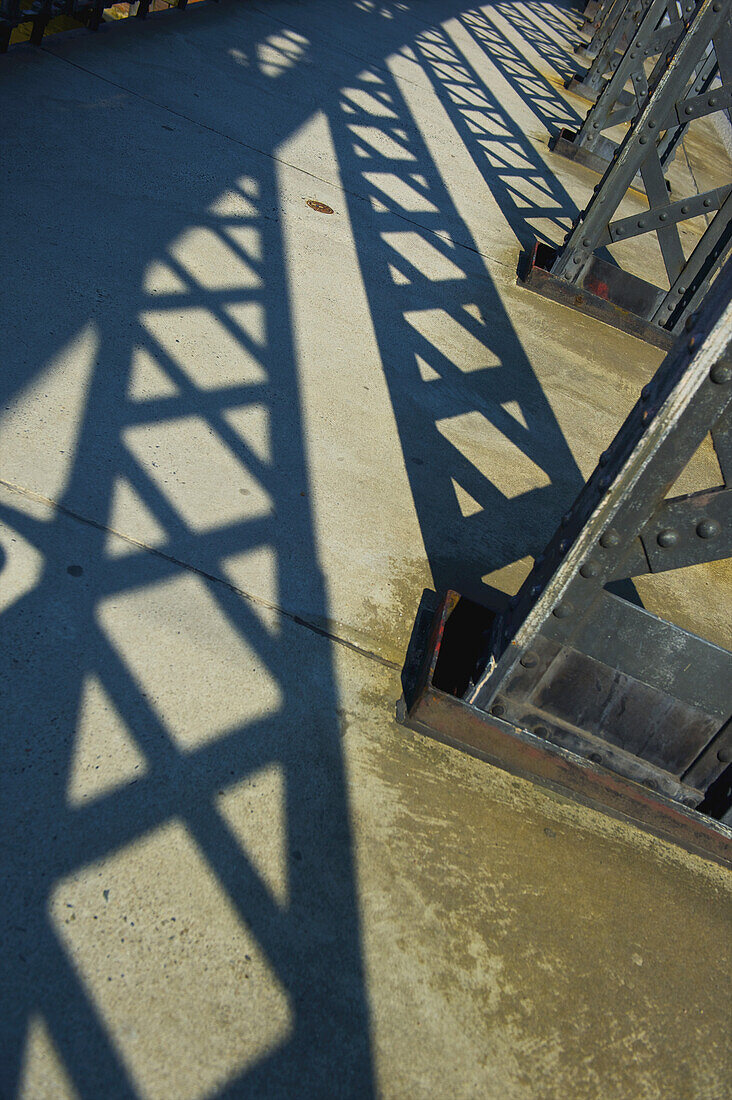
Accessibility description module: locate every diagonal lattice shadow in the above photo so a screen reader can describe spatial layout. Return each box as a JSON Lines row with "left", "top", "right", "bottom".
{"left": 1, "top": 1, "right": 596, "bottom": 1096}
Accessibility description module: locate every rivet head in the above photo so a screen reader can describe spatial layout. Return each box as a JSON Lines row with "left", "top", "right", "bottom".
{"left": 680, "top": 205, "right": 689, "bottom": 214}
{"left": 520, "top": 652, "right": 539, "bottom": 668}
{"left": 659, "top": 212, "right": 668, "bottom": 220}
{"left": 685, "top": 313, "right": 696, "bottom": 331}
{"left": 582, "top": 238, "right": 591, "bottom": 248}
{"left": 552, "top": 602, "right": 573, "bottom": 619}
{"left": 637, "top": 219, "right": 646, "bottom": 228}
{"left": 683, "top": 797, "right": 697, "bottom": 808}
{"left": 710, "top": 361, "right": 732, "bottom": 384}
{"left": 588, "top": 752, "right": 603, "bottom": 764}
{"left": 685, "top": 105, "right": 693, "bottom": 115}
{"left": 657, "top": 528, "right": 679, "bottom": 548}
{"left": 580, "top": 560, "right": 601, "bottom": 578}
{"left": 718, "top": 746, "right": 732, "bottom": 764}
{"left": 491, "top": 703, "right": 505, "bottom": 717}
{"left": 600, "top": 529, "right": 620, "bottom": 548}
{"left": 639, "top": 135, "right": 647, "bottom": 144}
{"left": 534, "top": 725, "right": 549, "bottom": 738}
{"left": 696, "top": 518, "right": 720, "bottom": 539}
{"left": 703, "top": 198, "right": 711, "bottom": 207}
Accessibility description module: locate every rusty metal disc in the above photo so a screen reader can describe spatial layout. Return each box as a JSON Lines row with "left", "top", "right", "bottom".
{"left": 306, "top": 200, "right": 334, "bottom": 214}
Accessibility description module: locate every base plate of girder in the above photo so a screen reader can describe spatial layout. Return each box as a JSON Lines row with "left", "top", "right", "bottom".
{"left": 518, "top": 242, "right": 674, "bottom": 349}
{"left": 565, "top": 74, "right": 602, "bottom": 101}
{"left": 550, "top": 127, "right": 644, "bottom": 189}
{"left": 397, "top": 590, "right": 732, "bottom": 868}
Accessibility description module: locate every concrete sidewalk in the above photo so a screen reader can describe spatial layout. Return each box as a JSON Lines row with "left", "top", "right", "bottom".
{"left": 1, "top": 1, "right": 730, "bottom": 1097}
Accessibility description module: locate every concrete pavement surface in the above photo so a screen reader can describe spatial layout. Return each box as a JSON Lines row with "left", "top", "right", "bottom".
{"left": 1, "top": 1, "right": 730, "bottom": 1097}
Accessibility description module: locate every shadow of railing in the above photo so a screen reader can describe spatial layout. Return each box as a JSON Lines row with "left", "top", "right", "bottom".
{"left": 493, "top": 0, "right": 584, "bottom": 81}
{"left": 0, "top": 0, "right": 597, "bottom": 1095}
{"left": 0, "top": 6, "right": 376, "bottom": 1095}
{"left": 328, "top": 6, "right": 585, "bottom": 606}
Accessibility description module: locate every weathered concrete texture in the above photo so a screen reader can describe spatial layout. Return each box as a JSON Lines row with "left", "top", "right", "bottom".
{"left": 1, "top": 0, "right": 731, "bottom": 1097}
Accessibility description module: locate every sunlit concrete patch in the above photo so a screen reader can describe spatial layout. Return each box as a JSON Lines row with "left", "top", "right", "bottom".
{"left": 257, "top": 29, "right": 308, "bottom": 79}
{"left": 66, "top": 674, "right": 148, "bottom": 806}
{"left": 501, "top": 400, "right": 529, "bottom": 430}
{"left": 123, "top": 415, "right": 272, "bottom": 534}
{"left": 437, "top": 410, "right": 551, "bottom": 499}
{"left": 224, "top": 225, "right": 264, "bottom": 264}
{"left": 363, "top": 172, "right": 438, "bottom": 212}
{"left": 17, "top": 1015, "right": 79, "bottom": 1100}
{"left": 415, "top": 354, "right": 441, "bottom": 382}
{"left": 0, "top": 516, "right": 44, "bottom": 616}
{"left": 347, "top": 124, "right": 416, "bottom": 161}
{"left": 223, "top": 404, "right": 272, "bottom": 465}
{"left": 97, "top": 572, "right": 282, "bottom": 750}
{"left": 140, "top": 306, "right": 267, "bottom": 389}
{"left": 50, "top": 821, "right": 292, "bottom": 1100}
{"left": 207, "top": 189, "right": 259, "bottom": 219}
{"left": 216, "top": 763, "right": 289, "bottom": 906}
{"left": 105, "top": 476, "right": 169, "bottom": 557}
{"left": 482, "top": 554, "right": 535, "bottom": 595}
{"left": 341, "top": 87, "right": 398, "bottom": 121}
{"left": 388, "top": 262, "right": 410, "bottom": 285}
{"left": 167, "top": 227, "right": 261, "bottom": 291}
{"left": 127, "top": 347, "right": 181, "bottom": 401}
{"left": 142, "top": 261, "right": 188, "bottom": 297}
{"left": 404, "top": 309, "right": 501, "bottom": 373}
{"left": 0, "top": 323, "right": 99, "bottom": 500}
{"left": 221, "top": 545, "right": 281, "bottom": 634}
{"left": 451, "top": 477, "right": 483, "bottom": 517}
{"left": 382, "top": 231, "right": 465, "bottom": 281}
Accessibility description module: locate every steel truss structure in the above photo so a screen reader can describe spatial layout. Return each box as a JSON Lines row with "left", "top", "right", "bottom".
{"left": 577, "top": 0, "right": 637, "bottom": 61}
{"left": 558, "top": 0, "right": 721, "bottom": 180}
{"left": 571, "top": 0, "right": 655, "bottom": 98}
{"left": 521, "top": 0, "right": 732, "bottom": 346}
{"left": 399, "top": 261, "right": 732, "bottom": 866}
{"left": 0, "top": 0, "right": 192, "bottom": 51}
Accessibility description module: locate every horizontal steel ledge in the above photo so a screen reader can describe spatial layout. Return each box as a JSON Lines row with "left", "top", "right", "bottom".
{"left": 565, "top": 75, "right": 604, "bottom": 101}
{"left": 518, "top": 242, "right": 674, "bottom": 349}
{"left": 550, "top": 128, "right": 644, "bottom": 189}
{"left": 567, "top": 590, "right": 732, "bottom": 720}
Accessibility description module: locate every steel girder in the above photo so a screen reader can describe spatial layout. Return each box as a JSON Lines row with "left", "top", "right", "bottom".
{"left": 521, "top": 0, "right": 732, "bottom": 346}
{"left": 399, "top": 261, "right": 732, "bottom": 866}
